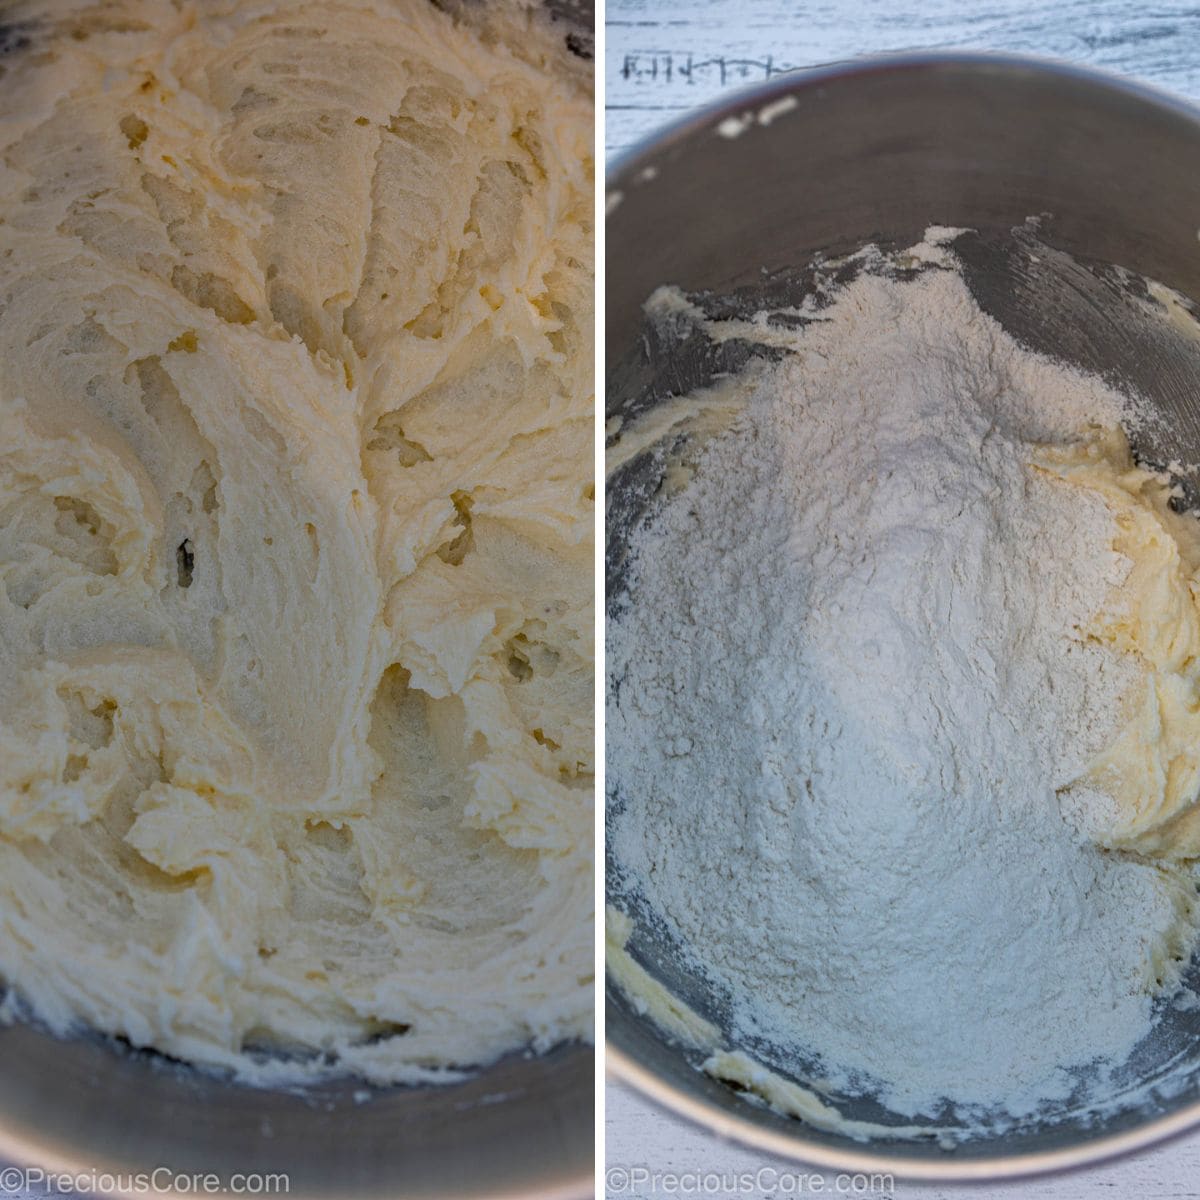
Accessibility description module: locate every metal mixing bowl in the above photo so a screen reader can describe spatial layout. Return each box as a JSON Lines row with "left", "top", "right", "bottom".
{"left": 0, "top": 1026, "right": 592, "bottom": 1199}
{"left": 606, "top": 53, "right": 1200, "bottom": 1181}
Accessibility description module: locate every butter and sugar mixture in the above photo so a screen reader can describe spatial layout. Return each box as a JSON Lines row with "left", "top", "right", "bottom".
{"left": 0, "top": 0, "right": 593, "bottom": 1081}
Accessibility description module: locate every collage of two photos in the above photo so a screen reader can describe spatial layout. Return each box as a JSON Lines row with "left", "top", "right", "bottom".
{"left": 1, "top": 1, "right": 1200, "bottom": 1198}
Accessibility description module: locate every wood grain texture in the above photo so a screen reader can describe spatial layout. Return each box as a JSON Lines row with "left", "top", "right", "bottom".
{"left": 606, "top": 0, "right": 1200, "bottom": 157}
{"left": 604, "top": 2, "right": 1200, "bottom": 1195}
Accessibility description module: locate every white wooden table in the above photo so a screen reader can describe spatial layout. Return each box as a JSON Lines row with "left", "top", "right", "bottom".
{"left": 604, "top": 1, "right": 1200, "bottom": 1196}
{"left": 606, "top": 0, "right": 1200, "bottom": 159}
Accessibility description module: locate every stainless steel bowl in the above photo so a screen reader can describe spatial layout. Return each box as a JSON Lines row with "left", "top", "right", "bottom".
{"left": 606, "top": 53, "right": 1200, "bottom": 1181}
{"left": 0, "top": 1023, "right": 592, "bottom": 1199}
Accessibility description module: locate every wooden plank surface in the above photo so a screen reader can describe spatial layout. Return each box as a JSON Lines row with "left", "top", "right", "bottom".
{"left": 604, "top": 2, "right": 1200, "bottom": 1196}
{"left": 606, "top": 0, "right": 1200, "bottom": 157}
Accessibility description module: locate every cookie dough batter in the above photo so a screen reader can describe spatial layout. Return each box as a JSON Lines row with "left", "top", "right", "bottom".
{"left": 1045, "top": 427, "right": 1200, "bottom": 856}
{"left": 0, "top": 0, "right": 593, "bottom": 1082}
{"left": 607, "top": 236, "right": 1200, "bottom": 1125}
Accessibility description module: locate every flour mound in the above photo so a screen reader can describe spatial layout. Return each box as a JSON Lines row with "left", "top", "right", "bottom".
{"left": 608, "top": 254, "right": 1198, "bottom": 1119}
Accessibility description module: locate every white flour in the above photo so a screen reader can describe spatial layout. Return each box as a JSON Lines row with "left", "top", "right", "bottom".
{"left": 608, "top": 243, "right": 1199, "bottom": 1120}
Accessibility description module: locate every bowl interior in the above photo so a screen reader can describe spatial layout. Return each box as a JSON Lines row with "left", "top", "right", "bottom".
{"left": 605, "top": 54, "right": 1200, "bottom": 1177}
{"left": 0, "top": 1014, "right": 593, "bottom": 1200}
{"left": 0, "top": 1, "right": 597, "bottom": 1195}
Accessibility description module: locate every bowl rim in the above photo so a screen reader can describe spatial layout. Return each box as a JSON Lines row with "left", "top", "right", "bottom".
{"left": 604, "top": 47, "right": 1200, "bottom": 194}
{"left": 607, "top": 1040, "right": 1200, "bottom": 1185}
{"left": 604, "top": 48, "right": 1200, "bottom": 1183}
